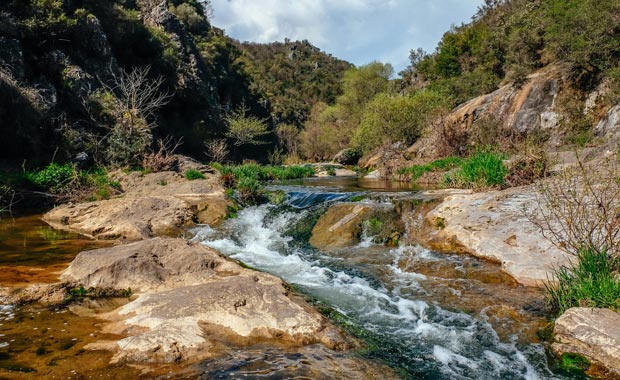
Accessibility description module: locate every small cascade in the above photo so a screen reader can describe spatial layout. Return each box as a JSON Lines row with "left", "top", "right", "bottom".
{"left": 192, "top": 182, "right": 568, "bottom": 380}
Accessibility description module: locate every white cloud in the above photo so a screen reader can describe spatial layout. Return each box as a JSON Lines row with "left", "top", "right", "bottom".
{"left": 210, "top": 0, "right": 482, "bottom": 72}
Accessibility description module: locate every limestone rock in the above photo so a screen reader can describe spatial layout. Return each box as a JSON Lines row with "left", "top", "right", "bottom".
{"left": 43, "top": 170, "right": 229, "bottom": 240}
{"left": 66, "top": 238, "right": 348, "bottom": 363}
{"left": 333, "top": 149, "right": 361, "bottom": 165}
{"left": 595, "top": 104, "right": 620, "bottom": 142}
{"left": 424, "top": 186, "right": 570, "bottom": 287}
{"left": 310, "top": 202, "right": 402, "bottom": 250}
{"left": 553, "top": 308, "right": 620, "bottom": 375}
{"left": 44, "top": 195, "right": 195, "bottom": 241}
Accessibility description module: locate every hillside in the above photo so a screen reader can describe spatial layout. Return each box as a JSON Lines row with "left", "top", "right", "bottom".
{"left": 0, "top": 0, "right": 349, "bottom": 165}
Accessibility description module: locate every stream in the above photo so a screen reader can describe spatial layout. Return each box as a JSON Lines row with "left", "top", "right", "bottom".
{"left": 191, "top": 178, "right": 573, "bottom": 380}
{"left": 0, "top": 178, "right": 579, "bottom": 379}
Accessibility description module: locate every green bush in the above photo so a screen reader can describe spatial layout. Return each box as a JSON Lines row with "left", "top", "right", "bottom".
{"left": 448, "top": 151, "right": 506, "bottom": 188}
{"left": 185, "top": 169, "right": 206, "bottom": 180}
{"left": 236, "top": 177, "right": 263, "bottom": 205}
{"left": 27, "top": 163, "right": 79, "bottom": 194}
{"left": 546, "top": 249, "right": 620, "bottom": 315}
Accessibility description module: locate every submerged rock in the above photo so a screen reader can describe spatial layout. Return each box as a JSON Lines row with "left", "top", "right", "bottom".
{"left": 553, "top": 308, "right": 620, "bottom": 376}
{"left": 64, "top": 238, "right": 349, "bottom": 363}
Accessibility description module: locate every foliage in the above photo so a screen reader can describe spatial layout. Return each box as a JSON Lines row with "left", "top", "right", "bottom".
{"left": 545, "top": 249, "right": 620, "bottom": 314}
{"left": 27, "top": 163, "right": 81, "bottom": 194}
{"left": 300, "top": 62, "right": 394, "bottom": 160}
{"left": 239, "top": 39, "right": 352, "bottom": 126}
{"left": 236, "top": 177, "right": 262, "bottom": 205}
{"left": 224, "top": 104, "right": 271, "bottom": 146}
{"left": 26, "top": 163, "right": 121, "bottom": 201}
{"left": 185, "top": 169, "right": 205, "bottom": 180}
{"left": 446, "top": 151, "right": 507, "bottom": 188}
{"left": 398, "top": 157, "right": 463, "bottom": 181}
{"left": 403, "top": 0, "right": 620, "bottom": 105}
{"left": 352, "top": 90, "right": 448, "bottom": 154}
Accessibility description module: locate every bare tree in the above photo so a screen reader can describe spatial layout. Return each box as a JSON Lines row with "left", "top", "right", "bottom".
{"left": 142, "top": 136, "right": 183, "bottom": 172}
{"left": 527, "top": 153, "right": 620, "bottom": 258}
{"left": 204, "top": 138, "right": 229, "bottom": 163}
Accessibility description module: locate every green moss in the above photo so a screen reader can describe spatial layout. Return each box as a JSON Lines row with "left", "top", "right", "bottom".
{"left": 559, "top": 353, "right": 590, "bottom": 377}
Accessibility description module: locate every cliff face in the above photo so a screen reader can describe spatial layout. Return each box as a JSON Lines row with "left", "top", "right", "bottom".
{"left": 408, "top": 64, "right": 619, "bottom": 159}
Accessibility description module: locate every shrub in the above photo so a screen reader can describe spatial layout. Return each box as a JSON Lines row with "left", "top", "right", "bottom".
{"left": 27, "top": 163, "right": 80, "bottom": 194}
{"left": 224, "top": 104, "right": 270, "bottom": 146}
{"left": 545, "top": 249, "right": 620, "bottom": 314}
{"left": 351, "top": 90, "right": 448, "bottom": 154}
{"left": 529, "top": 155, "right": 620, "bottom": 259}
{"left": 236, "top": 177, "right": 262, "bottom": 205}
{"left": 185, "top": 169, "right": 205, "bottom": 180}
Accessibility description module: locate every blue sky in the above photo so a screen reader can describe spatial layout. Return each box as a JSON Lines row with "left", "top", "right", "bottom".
{"left": 209, "top": 0, "right": 482, "bottom": 73}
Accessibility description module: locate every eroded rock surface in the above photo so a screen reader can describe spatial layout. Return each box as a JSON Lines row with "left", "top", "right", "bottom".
{"left": 64, "top": 238, "right": 348, "bottom": 363}
{"left": 310, "top": 202, "right": 402, "bottom": 250}
{"left": 43, "top": 169, "right": 228, "bottom": 241}
{"left": 553, "top": 308, "right": 620, "bottom": 375}
{"left": 423, "top": 186, "right": 570, "bottom": 287}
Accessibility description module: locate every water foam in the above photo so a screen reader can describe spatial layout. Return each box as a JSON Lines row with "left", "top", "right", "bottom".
{"left": 192, "top": 192, "right": 563, "bottom": 380}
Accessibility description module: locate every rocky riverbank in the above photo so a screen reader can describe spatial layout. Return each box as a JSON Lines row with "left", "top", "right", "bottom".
{"left": 0, "top": 163, "right": 400, "bottom": 379}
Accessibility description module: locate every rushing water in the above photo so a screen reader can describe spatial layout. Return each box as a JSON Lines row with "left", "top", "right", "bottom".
{"left": 191, "top": 180, "right": 574, "bottom": 380}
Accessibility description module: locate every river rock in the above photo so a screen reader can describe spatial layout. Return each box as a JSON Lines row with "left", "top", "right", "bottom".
{"left": 552, "top": 307, "right": 620, "bottom": 375}
{"left": 43, "top": 170, "right": 229, "bottom": 240}
{"left": 310, "top": 202, "right": 402, "bottom": 250}
{"left": 67, "top": 238, "right": 348, "bottom": 363}
{"left": 424, "top": 186, "right": 570, "bottom": 287}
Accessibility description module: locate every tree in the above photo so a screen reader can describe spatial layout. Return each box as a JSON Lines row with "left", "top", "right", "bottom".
{"left": 275, "top": 124, "right": 300, "bottom": 155}
{"left": 352, "top": 90, "right": 447, "bottom": 154}
{"left": 224, "top": 104, "right": 270, "bottom": 146}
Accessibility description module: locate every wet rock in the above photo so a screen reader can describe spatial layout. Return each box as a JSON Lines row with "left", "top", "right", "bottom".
{"left": 423, "top": 186, "right": 570, "bottom": 287}
{"left": 67, "top": 238, "right": 349, "bottom": 363}
{"left": 310, "top": 202, "right": 402, "bottom": 250}
{"left": 553, "top": 308, "right": 620, "bottom": 375}
{"left": 43, "top": 170, "right": 229, "bottom": 240}
{"left": 0, "top": 283, "right": 68, "bottom": 305}
{"left": 333, "top": 149, "right": 361, "bottom": 165}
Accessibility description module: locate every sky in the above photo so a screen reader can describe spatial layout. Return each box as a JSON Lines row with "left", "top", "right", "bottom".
{"left": 209, "top": 0, "right": 483, "bottom": 73}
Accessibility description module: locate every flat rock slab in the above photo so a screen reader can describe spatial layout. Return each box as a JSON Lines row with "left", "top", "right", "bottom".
{"left": 66, "top": 238, "right": 347, "bottom": 363}
{"left": 43, "top": 171, "right": 229, "bottom": 241}
{"left": 553, "top": 308, "right": 620, "bottom": 375}
{"left": 425, "top": 186, "right": 570, "bottom": 287}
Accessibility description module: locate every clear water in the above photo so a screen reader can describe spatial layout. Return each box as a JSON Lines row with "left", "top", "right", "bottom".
{"left": 191, "top": 182, "right": 573, "bottom": 380}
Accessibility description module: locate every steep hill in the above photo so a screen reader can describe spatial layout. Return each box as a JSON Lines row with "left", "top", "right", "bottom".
{"left": 0, "top": 0, "right": 350, "bottom": 164}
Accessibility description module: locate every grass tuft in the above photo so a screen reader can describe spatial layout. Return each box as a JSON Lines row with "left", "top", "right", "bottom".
{"left": 546, "top": 249, "right": 620, "bottom": 315}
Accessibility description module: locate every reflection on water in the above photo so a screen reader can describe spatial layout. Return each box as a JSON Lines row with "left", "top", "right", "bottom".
{"left": 0, "top": 213, "right": 108, "bottom": 285}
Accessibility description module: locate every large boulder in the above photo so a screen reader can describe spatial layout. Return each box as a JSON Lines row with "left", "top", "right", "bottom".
{"left": 553, "top": 308, "right": 620, "bottom": 375}
{"left": 423, "top": 185, "right": 570, "bottom": 287}
{"left": 310, "top": 202, "right": 403, "bottom": 251}
{"left": 64, "top": 238, "right": 348, "bottom": 363}
{"left": 43, "top": 170, "right": 229, "bottom": 240}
